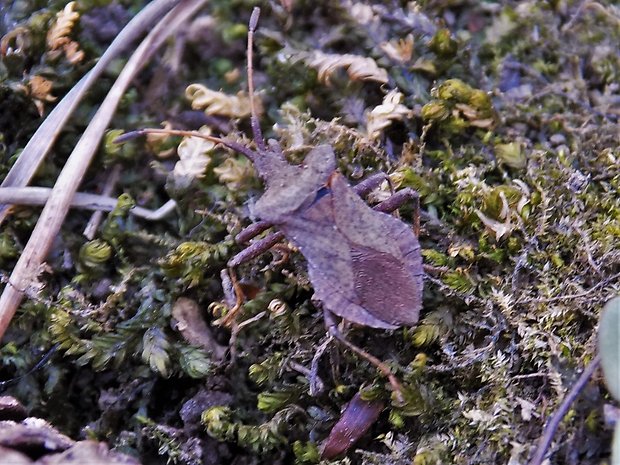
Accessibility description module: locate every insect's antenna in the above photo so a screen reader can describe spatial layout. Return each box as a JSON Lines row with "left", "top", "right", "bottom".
{"left": 114, "top": 128, "right": 258, "bottom": 162}
{"left": 247, "top": 7, "right": 265, "bottom": 152}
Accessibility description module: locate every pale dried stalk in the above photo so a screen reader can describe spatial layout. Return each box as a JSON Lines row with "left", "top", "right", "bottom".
{"left": 527, "top": 355, "right": 601, "bottom": 465}
{"left": 0, "top": 0, "right": 208, "bottom": 340}
{"left": 0, "top": 0, "right": 184, "bottom": 224}
{"left": 0, "top": 187, "right": 177, "bottom": 221}
{"left": 83, "top": 164, "right": 122, "bottom": 239}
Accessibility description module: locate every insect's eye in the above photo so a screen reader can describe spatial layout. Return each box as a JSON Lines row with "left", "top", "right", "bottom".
{"left": 313, "top": 186, "right": 331, "bottom": 205}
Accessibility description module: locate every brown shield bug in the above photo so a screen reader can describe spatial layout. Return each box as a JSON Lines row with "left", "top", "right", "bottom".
{"left": 119, "top": 8, "right": 423, "bottom": 396}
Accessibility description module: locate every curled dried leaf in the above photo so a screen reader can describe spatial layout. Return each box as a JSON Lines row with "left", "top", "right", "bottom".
{"left": 29, "top": 76, "right": 56, "bottom": 102}
{"left": 307, "top": 51, "right": 389, "bottom": 85}
{"left": 46, "top": 1, "right": 84, "bottom": 63}
{"left": 365, "top": 90, "right": 412, "bottom": 141}
{"left": 174, "top": 126, "right": 215, "bottom": 180}
{"left": 267, "top": 299, "right": 289, "bottom": 317}
{"left": 213, "top": 157, "right": 255, "bottom": 191}
{"left": 46, "top": 2, "right": 79, "bottom": 50}
{"left": 380, "top": 35, "right": 414, "bottom": 63}
{"left": 28, "top": 75, "right": 57, "bottom": 116}
{"left": 62, "top": 40, "right": 85, "bottom": 64}
{"left": 0, "top": 26, "right": 30, "bottom": 56}
{"left": 185, "top": 84, "right": 254, "bottom": 118}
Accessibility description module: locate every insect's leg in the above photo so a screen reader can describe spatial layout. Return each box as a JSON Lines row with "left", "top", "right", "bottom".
{"left": 353, "top": 172, "right": 420, "bottom": 234}
{"left": 374, "top": 188, "right": 420, "bottom": 236}
{"left": 235, "top": 220, "right": 273, "bottom": 243}
{"left": 352, "top": 173, "right": 390, "bottom": 197}
{"left": 214, "top": 268, "right": 245, "bottom": 327}
{"left": 227, "top": 231, "right": 285, "bottom": 267}
{"left": 218, "top": 227, "right": 283, "bottom": 328}
{"left": 323, "top": 309, "right": 405, "bottom": 402}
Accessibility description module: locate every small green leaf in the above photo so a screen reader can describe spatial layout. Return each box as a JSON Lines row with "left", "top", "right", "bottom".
{"left": 293, "top": 440, "right": 320, "bottom": 464}
{"left": 78, "top": 239, "right": 112, "bottom": 272}
{"left": 599, "top": 296, "right": 620, "bottom": 401}
{"left": 177, "top": 345, "right": 211, "bottom": 378}
{"left": 495, "top": 142, "right": 525, "bottom": 169}
{"left": 257, "top": 390, "right": 296, "bottom": 413}
{"left": 142, "top": 327, "right": 171, "bottom": 377}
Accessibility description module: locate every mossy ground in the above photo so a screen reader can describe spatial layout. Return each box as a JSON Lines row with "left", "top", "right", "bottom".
{"left": 0, "top": 1, "right": 619, "bottom": 464}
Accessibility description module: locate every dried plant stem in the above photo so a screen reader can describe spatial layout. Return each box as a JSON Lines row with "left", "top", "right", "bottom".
{"left": 309, "top": 336, "right": 332, "bottom": 396}
{"left": 0, "top": 0, "right": 184, "bottom": 224}
{"left": 0, "top": 187, "right": 177, "bottom": 221}
{"left": 83, "top": 164, "right": 121, "bottom": 239}
{"left": 0, "top": 0, "right": 208, "bottom": 341}
{"left": 527, "top": 354, "right": 601, "bottom": 465}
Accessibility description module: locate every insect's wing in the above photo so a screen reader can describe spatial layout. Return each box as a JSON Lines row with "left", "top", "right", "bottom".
{"left": 329, "top": 173, "right": 423, "bottom": 326}
{"left": 280, "top": 173, "right": 422, "bottom": 328}
{"left": 280, "top": 197, "right": 398, "bottom": 329}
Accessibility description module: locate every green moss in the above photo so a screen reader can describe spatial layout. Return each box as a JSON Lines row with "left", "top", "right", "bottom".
{"left": 293, "top": 440, "right": 320, "bottom": 464}
{"left": 160, "top": 241, "right": 230, "bottom": 287}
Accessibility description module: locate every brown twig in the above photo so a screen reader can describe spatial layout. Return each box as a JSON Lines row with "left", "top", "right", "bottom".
{"left": 0, "top": 0, "right": 208, "bottom": 341}
{"left": 527, "top": 354, "right": 601, "bottom": 465}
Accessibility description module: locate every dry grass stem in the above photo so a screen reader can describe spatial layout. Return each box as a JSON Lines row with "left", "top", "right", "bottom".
{"left": 0, "top": 0, "right": 185, "bottom": 224}
{"left": 0, "top": 0, "right": 208, "bottom": 340}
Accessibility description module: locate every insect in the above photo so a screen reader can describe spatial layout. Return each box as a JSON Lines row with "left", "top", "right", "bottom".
{"left": 120, "top": 7, "right": 423, "bottom": 395}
